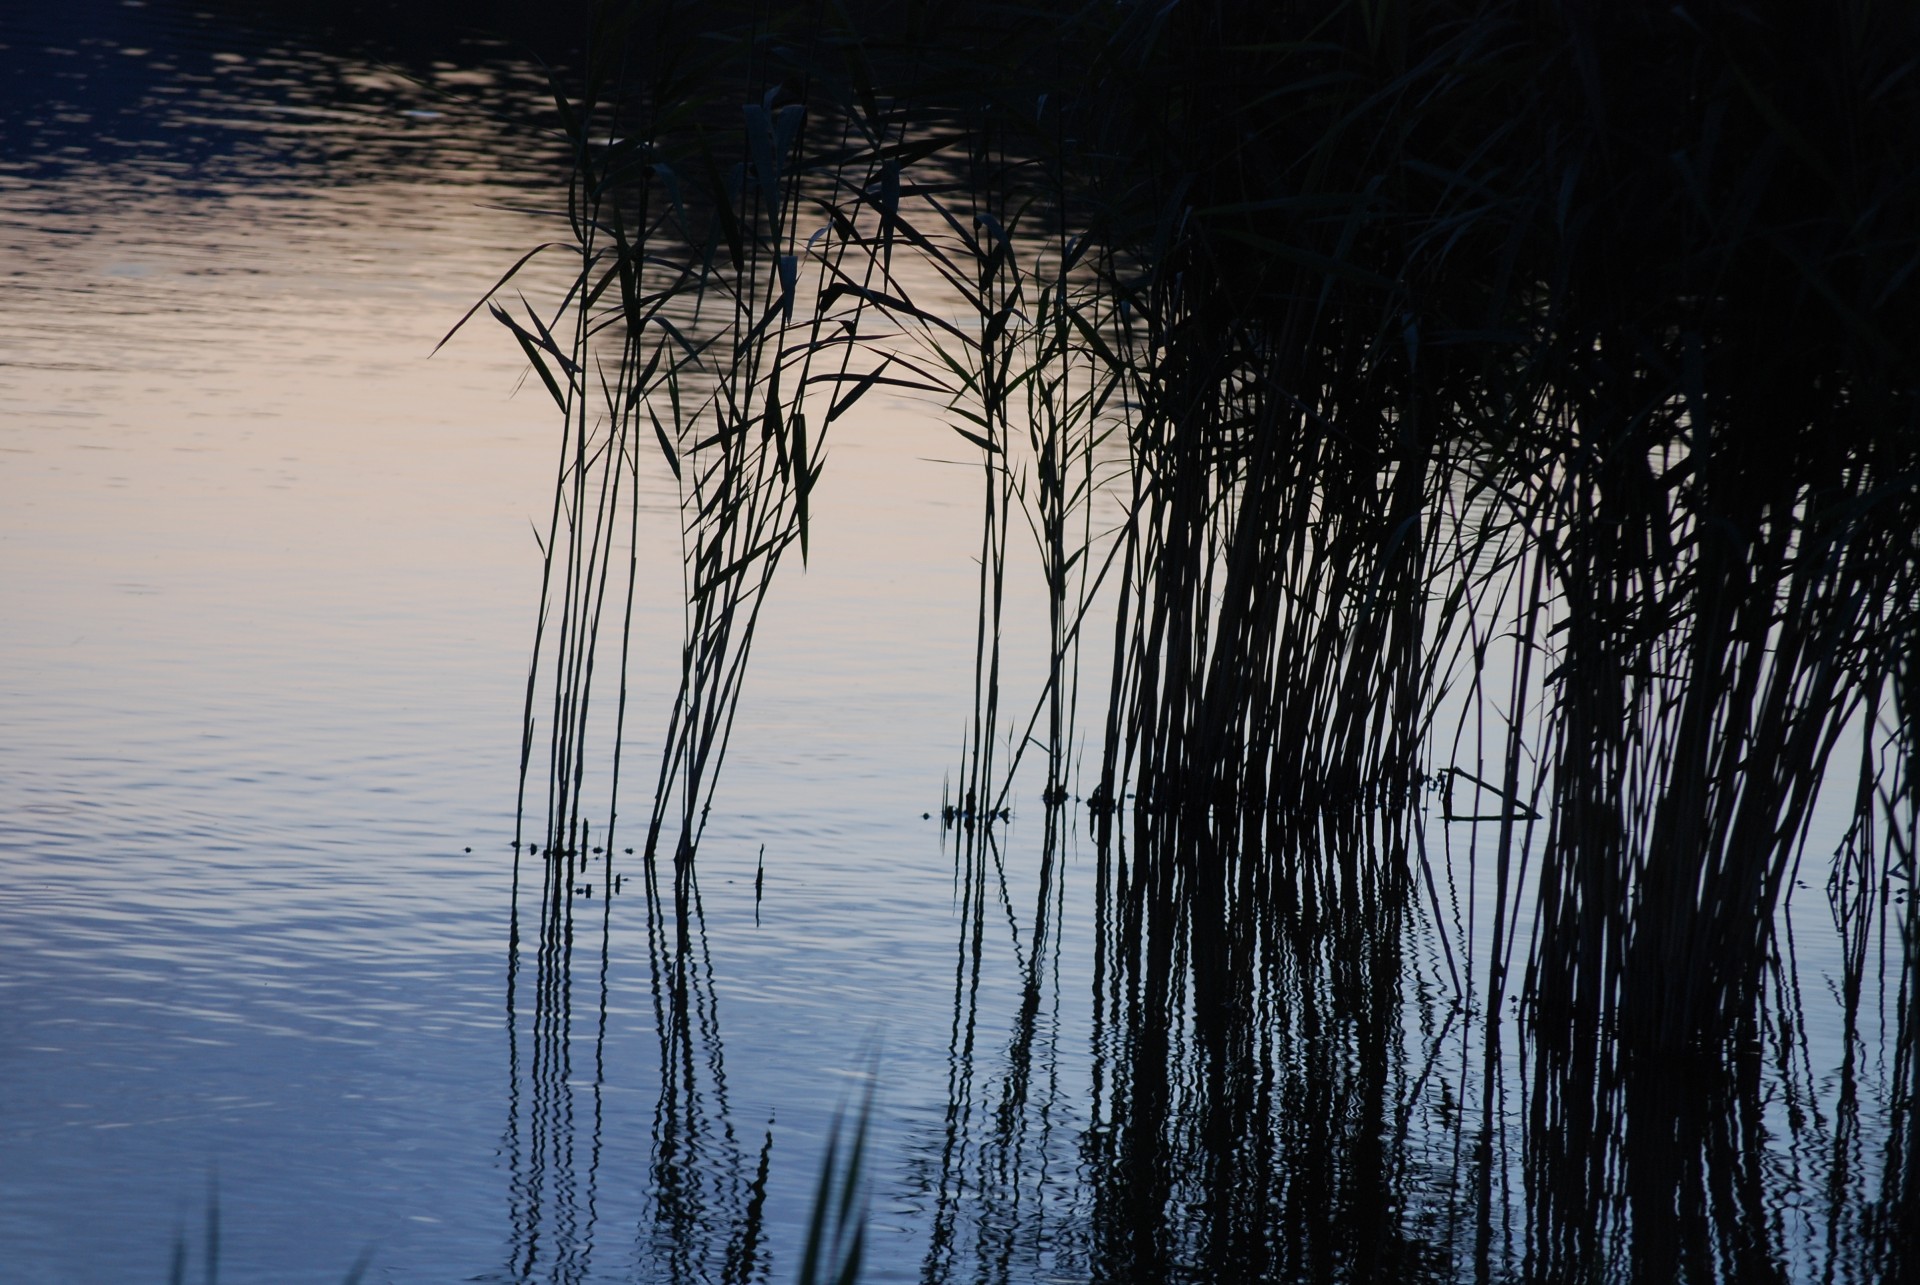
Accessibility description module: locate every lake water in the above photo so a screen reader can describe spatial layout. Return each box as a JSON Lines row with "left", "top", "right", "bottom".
{"left": 0, "top": 4, "right": 1046, "bottom": 1280}
{"left": 1, "top": 4, "right": 1908, "bottom": 1284}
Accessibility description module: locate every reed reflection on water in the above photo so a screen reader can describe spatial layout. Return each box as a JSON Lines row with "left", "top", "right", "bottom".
{"left": 504, "top": 782, "right": 1910, "bottom": 1282}
{"left": 2, "top": 1, "right": 1915, "bottom": 1282}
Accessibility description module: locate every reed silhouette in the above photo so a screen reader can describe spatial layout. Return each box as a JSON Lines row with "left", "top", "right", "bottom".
{"left": 478, "top": 1, "right": 1919, "bottom": 1280}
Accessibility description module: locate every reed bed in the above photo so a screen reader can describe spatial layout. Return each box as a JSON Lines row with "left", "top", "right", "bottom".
{"left": 482, "top": 0, "right": 1920, "bottom": 1279}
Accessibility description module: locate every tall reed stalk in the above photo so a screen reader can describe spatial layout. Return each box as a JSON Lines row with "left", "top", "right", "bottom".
{"left": 455, "top": 1, "right": 931, "bottom": 884}
{"left": 479, "top": 1, "right": 1920, "bottom": 1276}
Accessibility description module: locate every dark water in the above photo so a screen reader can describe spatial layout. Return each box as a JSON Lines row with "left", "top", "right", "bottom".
{"left": 1, "top": 4, "right": 1908, "bottom": 1283}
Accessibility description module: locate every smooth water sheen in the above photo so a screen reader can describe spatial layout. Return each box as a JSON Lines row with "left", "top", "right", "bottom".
{"left": 1, "top": 4, "right": 1901, "bottom": 1284}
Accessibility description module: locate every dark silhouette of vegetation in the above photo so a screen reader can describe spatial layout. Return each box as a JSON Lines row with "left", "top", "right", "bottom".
{"left": 466, "top": 0, "right": 1920, "bottom": 1279}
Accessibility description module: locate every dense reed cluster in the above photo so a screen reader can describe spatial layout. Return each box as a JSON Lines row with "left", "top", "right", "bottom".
{"left": 478, "top": 0, "right": 1920, "bottom": 1279}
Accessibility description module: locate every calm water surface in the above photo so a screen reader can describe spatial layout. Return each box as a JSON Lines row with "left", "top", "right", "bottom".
{"left": 0, "top": 4, "right": 996, "bottom": 1280}
{"left": 0, "top": 5, "right": 1902, "bottom": 1284}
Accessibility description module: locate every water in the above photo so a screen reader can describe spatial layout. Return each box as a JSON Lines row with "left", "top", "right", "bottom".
{"left": 0, "top": 5, "right": 1034, "bottom": 1280}
{"left": 2, "top": 5, "right": 1908, "bottom": 1283}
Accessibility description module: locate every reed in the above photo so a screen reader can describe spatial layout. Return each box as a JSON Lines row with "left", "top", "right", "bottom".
{"left": 885, "top": 1, "right": 1916, "bottom": 1275}
{"left": 479, "top": 0, "right": 1920, "bottom": 1277}
{"left": 164, "top": 1187, "right": 371, "bottom": 1285}
{"left": 449, "top": 0, "right": 941, "bottom": 897}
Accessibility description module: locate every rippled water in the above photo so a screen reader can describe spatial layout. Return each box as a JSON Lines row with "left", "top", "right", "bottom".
{"left": 2, "top": 5, "right": 1906, "bottom": 1284}
{"left": 0, "top": 4, "right": 1068, "bottom": 1281}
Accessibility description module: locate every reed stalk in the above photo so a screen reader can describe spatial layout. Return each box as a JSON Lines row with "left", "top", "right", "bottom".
{"left": 475, "top": 1, "right": 1920, "bottom": 1276}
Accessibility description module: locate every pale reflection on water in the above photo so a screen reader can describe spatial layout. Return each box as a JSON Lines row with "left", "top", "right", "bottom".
{"left": 0, "top": 4, "right": 1002, "bottom": 1282}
